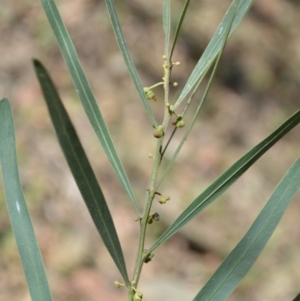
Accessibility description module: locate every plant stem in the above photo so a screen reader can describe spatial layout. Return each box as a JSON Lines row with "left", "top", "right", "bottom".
{"left": 131, "top": 57, "right": 173, "bottom": 290}
{"left": 132, "top": 138, "right": 163, "bottom": 286}
{"left": 147, "top": 82, "right": 164, "bottom": 90}
{"left": 155, "top": 45, "right": 228, "bottom": 191}
{"left": 127, "top": 288, "right": 134, "bottom": 301}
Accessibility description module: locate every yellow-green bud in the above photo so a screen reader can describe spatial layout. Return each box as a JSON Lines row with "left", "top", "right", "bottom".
{"left": 166, "top": 103, "right": 174, "bottom": 114}
{"left": 144, "top": 87, "right": 156, "bottom": 101}
{"left": 175, "top": 119, "right": 185, "bottom": 128}
{"left": 147, "top": 213, "right": 160, "bottom": 224}
{"left": 114, "top": 281, "right": 125, "bottom": 288}
{"left": 158, "top": 195, "right": 170, "bottom": 204}
{"left": 153, "top": 125, "right": 164, "bottom": 138}
{"left": 147, "top": 215, "right": 154, "bottom": 224}
{"left": 133, "top": 291, "right": 143, "bottom": 301}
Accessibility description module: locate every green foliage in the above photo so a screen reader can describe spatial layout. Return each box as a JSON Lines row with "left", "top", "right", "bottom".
{"left": 33, "top": 60, "right": 129, "bottom": 285}
{"left": 104, "top": 0, "right": 158, "bottom": 128}
{"left": 0, "top": 0, "right": 299, "bottom": 300}
{"left": 173, "top": 0, "right": 255, "bottom": 109}
{"left": 147, "top": 108, "right": 300, "bottom": 254}
{"left": 193, "top": 157, "right": 300, "bottom": 301}
{"left": 0, "top": 98, "right": 53, "bottom": 301}
{"left": 40, "top": 0, "right": 140, "bottom": 215}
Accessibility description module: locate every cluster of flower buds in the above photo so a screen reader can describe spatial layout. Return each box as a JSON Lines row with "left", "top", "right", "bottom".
{"left": 147, "top": 213, "right": 160, "bottom": 224}
{"left": 167, "top": 103, "right": 185, "bottom": 128}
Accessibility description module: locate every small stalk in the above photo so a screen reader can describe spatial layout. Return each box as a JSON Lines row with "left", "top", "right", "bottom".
{"left": 127, "top": 288, "right": 134, "bottom": 301}
{"left": 132, "top": 138, "right": 163, "bottom": 286}
{"left": 131, "top": 56, "right": 174, "bottom": 290}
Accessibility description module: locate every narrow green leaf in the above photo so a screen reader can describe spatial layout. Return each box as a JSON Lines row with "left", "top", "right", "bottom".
{"left": 104, "top": 0, "right": 158, "bottom": 127}
{"left": 33, "top": 60, "right": 129, "bottom": 284}
{"left": 163, "top": 0, "right": 171, "bottom": 56}
{"left": 173, "top": 0, "right": 254, "bottom": 109}
{"left": 170, "top": 0, "right": 191, "bottom": 60}
{"left": 0, "top": 98, "right": 53, "bottom": 301}
{"left": 148, "top": 109, "right": 300, "bottom": 254}
{"left": 193, "top": 157, "right": 300, "bottom": 301}
{"left": 158, "top": 3, "right": 237, "bottom": 189}
{"left": 40, "top": 0, "right": 140, "bottom": 215}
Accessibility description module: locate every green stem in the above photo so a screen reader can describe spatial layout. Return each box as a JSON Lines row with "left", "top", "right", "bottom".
{"left": 132, "top": 138, "right": 163, "bottom": 286}
{"left": 161, "top": 126, "right": 176, "bottom": 161}
{"left": 127, "top": 288, "right": 134, "bottom": 301}
{"left": 147, "top": 82, "right": 164, "bottom": 90}
{"left": 131, "top": 57, "right": 173, "bottom": 289}
{"left": 155, "top": 49, "right": 227, "bottom": 191}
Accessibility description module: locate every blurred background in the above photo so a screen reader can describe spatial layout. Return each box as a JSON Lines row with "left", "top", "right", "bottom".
{"left": 0, "top": 0, "right": 300, "bottom": 300}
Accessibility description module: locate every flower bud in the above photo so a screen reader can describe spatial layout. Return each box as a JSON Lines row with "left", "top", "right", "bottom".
{"left": 114, "top": 281, "right": 125, "bottom": 288}
{"left": 158, "top": 195, "right": 170, "bottom": 204}
{"left": 175, "top": 119, "right": 185, "bottom": 128}
{"left": 153, "top": 125, "right": 164, "bottom": 138}
{"left": 144, "top": 87, "right": 156, "bottom": 101}
{"left": 133, "top": 291, "right": 143, "bottom": 301}
{"left": 147, "top": 213, "right": 160, "bottom": 224}
{"left": 144, "top": 252, "right": 154, "bottom": 263}
{"left": 147, "top": 215, "right": 154, "bottom": 224}
{"left": 153, "top": 213, "right": 160, "bottom": 221}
